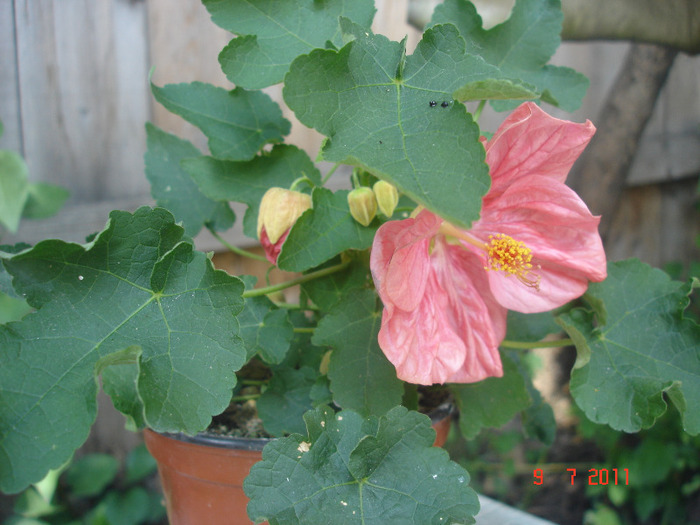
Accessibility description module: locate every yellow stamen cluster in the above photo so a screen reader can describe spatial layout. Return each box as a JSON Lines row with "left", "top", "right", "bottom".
{"left": 485, "top": 234, "right": 541, "bottom": 290}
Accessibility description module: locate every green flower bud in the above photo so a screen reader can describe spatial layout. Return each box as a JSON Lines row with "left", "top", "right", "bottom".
{"left": 347, "top": 187, "right": 377, "bottom": 227}
{"left": 257, "top": 187, "right": 312, "bottom": 243}
{"left": 372, "top": 180, "right": 399, "bottom": 217}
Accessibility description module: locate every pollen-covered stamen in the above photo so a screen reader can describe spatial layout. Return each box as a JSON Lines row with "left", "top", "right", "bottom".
{"left": 485, "top": 233, "right": 541, "bottom": 290}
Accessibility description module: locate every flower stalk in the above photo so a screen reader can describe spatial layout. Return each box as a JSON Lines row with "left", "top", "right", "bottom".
{"left": 241, "top": 260, "right": 351, "bottom": 298}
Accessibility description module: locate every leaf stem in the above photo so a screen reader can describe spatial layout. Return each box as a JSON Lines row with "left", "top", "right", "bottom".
{"left": 207, "top": 227, "right": 270, "bottom": 263}
{"left": 473, "top": 100, "right": 487, "bottom": 122}
{"left": 242, "top": 260, "right": 351, "bottom": 298}
{"left": 293, "top": 327, "right": 316, "bottom": 334}
{"left": 500, "top": 338, "right": 573, "bottom": 350}
{"left": 321, "top": 162, "right": 341, "bottom": 185}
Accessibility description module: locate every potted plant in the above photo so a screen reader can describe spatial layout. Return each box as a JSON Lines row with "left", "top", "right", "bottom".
{"left": 1, "top": 0, "right": 698, "bottom": 524}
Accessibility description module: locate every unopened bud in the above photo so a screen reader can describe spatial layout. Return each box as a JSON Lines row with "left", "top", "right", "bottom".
{"left": 372, "top": 180, "right": 399, "bottom": 217}
{"left": 347, "top": 187, "right": 377, "bottom": 227}
{"left": 257, "top": 188, "right": 312, "bottom": 244}
{"left": 319, "top": 350, "right": 332, "bottom": 375}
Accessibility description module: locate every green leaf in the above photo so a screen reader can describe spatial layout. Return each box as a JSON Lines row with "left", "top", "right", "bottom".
{"left": 509, "top": 350, "right": 556, "bottom": 445}
{"left": 277, "top": 188, "right": 377, "bottom": 272}
{"left": 204, "top": 0, "right": 376, "bottom": 89}
{"left": 150, "top": 81, "right": 290, "bottom": 161}
{"left": 0, "top": 207, "right": 247, "bottom": 493}
{"left": 557, "top": 259, "right": 700, "bottom": 434}
{"left": 0, "top": 243, "right": 31, "bottom": 299}
{"left": 238, "top": 276, "right": 294, "bottom": 363}
{"left": 65, "top": 454, "right": 119, "bottom": 497}
{"left": 102, "top": 363, "right": 146, "bottom": 431}
{"left": 430, "top": 0, "right": 589, "bottom": 112}
{"left": 20, "top": 183, "right": 69, "bottom": 221}
{"left": 301, "top": 257, "right": 370, "bottom": 311}
{"left": 283, "top": 21, "right": 531, "bottom": 228}
{"left": 245, "top": 406, "right": 479, "bottom": 524}
{"left": 144, "top": 123, "right": 234, "bottom": 236}
{"left": 124, "top": 444, "right": 158, "bottom": 484}
{"left": 450, "top": 352, "right": 532, "bottom": 439}
{"left": 0, "top": 291, "right": 32, "bottom": 324}
{"left": 0, "top": 150, "right": 30, "bottom": 233}
{"left": 312, "top": 288, "right": 403, "bottom": 416}
{"left": 505, "top": 310, "right": 561, "bottom": 342}
{"left": 101, "top": 487, "right": 158, "bottom": 525}
{"left": 257, "top": 367, "right": 319, "bottom": 437}
{"left": 183, "top": 144, "right": 320, "bottom": 239}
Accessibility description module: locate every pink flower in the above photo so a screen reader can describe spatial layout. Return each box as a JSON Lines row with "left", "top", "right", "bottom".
{"left": 370, "top": 102, "right": 607, "bottom": 385}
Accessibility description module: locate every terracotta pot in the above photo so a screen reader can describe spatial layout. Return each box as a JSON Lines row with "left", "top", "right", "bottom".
{"left": 144, "top": 405, "right": 453, "bottom": 525}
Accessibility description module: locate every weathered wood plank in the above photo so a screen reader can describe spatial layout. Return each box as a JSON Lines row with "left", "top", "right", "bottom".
{"left": 629, "top": 54, "right": 700, "bottom": 185}
{"left": 606, "top": 177, "right": 700, "bottom": 268}
{"left": 0, "top": 1, "right": 22, "bottom": 154}
{"left": 147, "top": 0, "right": 232, "bottom": 153}
{"left": 13, "top": 0, "right": 151, "bottom": 201}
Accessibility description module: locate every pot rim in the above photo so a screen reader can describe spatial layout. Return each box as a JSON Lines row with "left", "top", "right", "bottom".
{"left": 154, "top": 402, "right": 454, "bottom": 451}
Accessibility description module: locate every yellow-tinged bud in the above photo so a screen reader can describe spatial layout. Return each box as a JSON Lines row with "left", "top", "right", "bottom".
{"left": 256, "top": 187, "right": 312, "bottom": 243}
{"left": 372, "top": 180, "right": 399, "bottom": 217}
{"left": 319, "top": 350, "right": 332, "bottom": 375}
{"left": 347, "top": 187, "right": 377, "bottom": 227}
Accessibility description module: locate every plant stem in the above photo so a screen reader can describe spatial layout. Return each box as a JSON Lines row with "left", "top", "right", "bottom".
{"left": 293, "top": 327, "right": 315, "bottom": 334}
{"left": 321, "top": 162, "right": 341, "bottom": 185}
{"left": 473, "top": 99, "right": 487, "bottom": 122}
{"left": 500, "top": 338, "right": 573, "bottom": 350}
{"left": 207, "top": 227, "right": 270, "bottom": 263}
{"left": 230, "top": 393, "right": 260, "bottom": 403}
{"left": 240, "top": 379, "right": 268, "bottom": 386}
{"left": 289, "top": 174, "right": 314, "bottom": 191}
{"left": 242, "top": 260, "right": 351, "bottom": 298}
{"left": 273, "top": 302, "right": 320, "bottom": 311}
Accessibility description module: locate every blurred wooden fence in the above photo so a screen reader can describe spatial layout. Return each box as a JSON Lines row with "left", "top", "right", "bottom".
{"left": 1, "top": 0, "right": 699, "bottom": 459}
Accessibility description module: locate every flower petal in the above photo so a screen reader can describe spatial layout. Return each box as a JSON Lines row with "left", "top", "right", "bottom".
{"left": 474, "top": 175, "right": 607, "bottom": 312}
{"left": 485, "top": 102, "right": 595, "bottom": 202}
{"left": 260, "top": 226, "right": 289, "bottom": 264}
{"left": 370, "top": 210, "right": 442, "bottom": 312}
{"left": 376, "top": 236, "right": 505, "bottom": 385}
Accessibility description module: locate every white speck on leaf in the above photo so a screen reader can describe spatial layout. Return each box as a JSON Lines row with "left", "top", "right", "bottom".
{"left": 340, "top": 501, "right": 347, "bottom": 506}
{"left": 458, "top": 476, "right": 465, "bottom": 483}
{"left": 432, "top": 474, "right": 438, "bottom": 479}
{"left": 78, "top": 275, "right": 84, "bottom": 281}
{"left": 297, "top": 441, "right": 311, "bottom": 453}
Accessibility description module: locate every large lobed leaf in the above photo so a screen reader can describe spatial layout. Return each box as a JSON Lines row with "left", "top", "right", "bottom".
{"left": 0, "top": 207, "right": 247, "bottom": 493}
{"left": 557, "top": 259, "right": 700, "bottom": 435}
{"left": 144, "top": 123, "right": 235, "bottom": 236}
{"left": 245, "top": 406, "right": 479, "bottom": 524}
{"left": 312, "top": 288, "right": 403, "bottom": 416}
{"left": 278, "top": 188, "right": 378, "bottom": 272}
{"left": 183, "top": 144, "right": 320, "bottom": 240}
{"left": 204, "top": 0, "right": 376, "bottom": 89}
{"left": 238, "top": 276, "right": 294, "bottom": 364}
{"left": 150, "top": 81, "right": 290, "bottom": 161}
{"left": 429, "top": 0, "right": 588, "bottom": 112}
{"left": 283, "top": 21, "right": 539, "bottom": 229}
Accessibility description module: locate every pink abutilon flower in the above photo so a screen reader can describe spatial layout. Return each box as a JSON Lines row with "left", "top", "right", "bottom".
{"left": 370, "top": 102, "right": 607, "bottom": 385}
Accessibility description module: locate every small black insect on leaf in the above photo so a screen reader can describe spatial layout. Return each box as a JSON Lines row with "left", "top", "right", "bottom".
{"left": 441, "top": 101, "right": 450, "bottom": 108}
{"left": 429, "top": 101, "right": 437, "bottom": 107}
